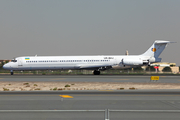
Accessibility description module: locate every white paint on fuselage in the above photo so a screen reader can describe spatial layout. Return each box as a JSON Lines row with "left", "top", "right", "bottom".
{"left": 3, "top": 40, "right": 173, "bottom": 72}
{"left": 3, "top": 55, "right": 151, "bottom": 71}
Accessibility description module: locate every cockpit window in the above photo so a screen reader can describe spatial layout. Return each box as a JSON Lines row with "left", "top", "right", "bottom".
{"left": 11, "top": 60, "right": 17, "bottom": 62}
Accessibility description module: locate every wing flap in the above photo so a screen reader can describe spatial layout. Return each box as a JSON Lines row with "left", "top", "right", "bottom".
{"left": 79, "top": 64, "right": 112, "bottom": 70}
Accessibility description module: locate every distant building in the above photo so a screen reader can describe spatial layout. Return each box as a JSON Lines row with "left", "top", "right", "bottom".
{"left": 0, "top": 60, "right": 11, "bottom": 64}
{"left": 151, "top": 62, "right": 176, "bottom": 67}
{"left": 142, "top": 62, "right": 179, "bottom": 73}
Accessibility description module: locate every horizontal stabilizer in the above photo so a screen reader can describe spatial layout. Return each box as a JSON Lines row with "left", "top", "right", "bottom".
{"left": 154, "top": 40, "right": 175, "bottom": 44}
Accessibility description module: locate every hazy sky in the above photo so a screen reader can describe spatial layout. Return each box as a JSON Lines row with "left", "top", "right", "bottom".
{"left": 0, "top": 0, "right": 179, "bottom": 65}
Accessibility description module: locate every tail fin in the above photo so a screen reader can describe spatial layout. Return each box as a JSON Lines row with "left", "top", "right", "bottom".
{"left": 141, "top": 40, "right": 174, "bottom": 62}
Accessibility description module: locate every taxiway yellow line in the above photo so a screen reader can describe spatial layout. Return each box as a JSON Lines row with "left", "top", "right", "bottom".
{"left": 59, "top": 95, "right": 73, "bottom": 98}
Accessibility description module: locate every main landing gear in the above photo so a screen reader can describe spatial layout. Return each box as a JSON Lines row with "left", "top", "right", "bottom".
{"left": 93, "top": 70, "right": 100, "bottom": 75}
{"left": 10, "top": 70, "right": 13, "bottom": 75}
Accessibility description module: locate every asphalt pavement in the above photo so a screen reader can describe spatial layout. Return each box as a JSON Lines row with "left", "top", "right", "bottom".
{"left": 0, "top": 75, "right": 180, "bottom": 119}
{"left": 0, "top": 75, "right": 180, "bottom": 83}
{"left": 0, "top": 91, "right": 180, "bottom": 120}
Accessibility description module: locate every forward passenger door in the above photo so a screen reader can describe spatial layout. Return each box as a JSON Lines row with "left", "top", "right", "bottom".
{"left": 18, "top": 58, "right": 23, "bottom": 66}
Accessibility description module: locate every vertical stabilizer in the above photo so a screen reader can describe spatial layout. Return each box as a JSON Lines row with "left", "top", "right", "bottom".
{"left": 141, "top": 40, "right": 174, "bottom": 61}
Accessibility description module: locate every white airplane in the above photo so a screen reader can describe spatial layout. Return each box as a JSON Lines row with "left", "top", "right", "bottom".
{"left": 3, "top": 40, "right": 174, "bottom": 75}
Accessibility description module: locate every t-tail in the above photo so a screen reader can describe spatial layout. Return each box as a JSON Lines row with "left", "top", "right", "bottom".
{"left": 140, "top": 40, "right": 175, "bottom": 62}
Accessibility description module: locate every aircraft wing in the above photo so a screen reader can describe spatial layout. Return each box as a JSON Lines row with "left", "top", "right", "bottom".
{"left": 79, "top": 64, "right": 112, "bottom": 70}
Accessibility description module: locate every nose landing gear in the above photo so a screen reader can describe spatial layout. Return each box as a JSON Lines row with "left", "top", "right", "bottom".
{"left": 10, "top": 70, "right": 13, "bottom": 75}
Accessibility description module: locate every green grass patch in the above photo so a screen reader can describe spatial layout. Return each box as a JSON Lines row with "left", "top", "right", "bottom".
{"left": 23, "top": 83, "right": 29, "bottom": 85}
{"left": 53, "top": 87, "right": 57, "bottom": 90}
{"left": 65, "top": 84, "right": 71, "bottom": 87}
{"left": 129, "top": 87, "right": 136, "bottom": 90}
{"left": 34, "top": 88, "right": 40, "bottom": 90}
{"left": 3, "top": 88, "right": 9, "bottom": 91}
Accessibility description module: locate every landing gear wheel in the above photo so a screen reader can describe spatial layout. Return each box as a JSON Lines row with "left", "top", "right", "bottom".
{"left": 93, "top": 70, "right": 100, "bottom": 75}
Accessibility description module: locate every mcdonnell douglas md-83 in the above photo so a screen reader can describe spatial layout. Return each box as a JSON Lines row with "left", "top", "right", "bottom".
{"left": 3, "top": 40, "right": 174, "bottom": 75}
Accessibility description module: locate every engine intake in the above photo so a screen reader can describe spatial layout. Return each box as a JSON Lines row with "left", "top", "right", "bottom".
{"left": 122, "top": 58, "right": 148, "bottom": 66}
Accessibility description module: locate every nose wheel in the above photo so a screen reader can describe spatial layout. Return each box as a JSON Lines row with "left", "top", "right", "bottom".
{"left": 10, "top": 70, "right": 13, "bottom": 75}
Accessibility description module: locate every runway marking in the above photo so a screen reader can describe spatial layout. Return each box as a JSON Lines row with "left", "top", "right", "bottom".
{"left": 70, "top": 94, "right": 180, "bottom": 97}
{"left": 50, "top": 78, "right": 65, "bottom": 80}
{"left": 113, "top": 79, "right": 129, "bottom": 80}
{"left": 0, "top": 95, "right": 59, "bottom": 97}
{"left": 0, "top": 110, "right": 105, "bottom": 112}
{"left": 56, "top": 95, "right": 180, "bottom": 97}
{"left": 59, "top": 95, "right": 73, "bottom": 98}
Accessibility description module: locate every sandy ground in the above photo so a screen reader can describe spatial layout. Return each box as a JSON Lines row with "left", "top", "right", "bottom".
{"left": 0, "top": 82, "right": 180, "bottom": 91}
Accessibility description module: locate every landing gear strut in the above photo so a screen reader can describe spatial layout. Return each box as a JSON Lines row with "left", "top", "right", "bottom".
{"left": 10, "top": 70, "right": 13, "bottom": 75}
{"left": 93, "top": 70, "right": 100, "bottom": 75}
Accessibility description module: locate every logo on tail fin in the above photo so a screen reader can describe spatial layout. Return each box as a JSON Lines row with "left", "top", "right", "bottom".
{"left": 151, "top": 48, "right": 156, "bottom": 52}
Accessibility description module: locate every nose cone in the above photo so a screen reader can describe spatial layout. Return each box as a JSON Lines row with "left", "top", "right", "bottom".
{"left": 3, "top": 64, "right": 6, "bottom": 69}
{"left": 3, "top": 64, "right": 9, "bottom": 70}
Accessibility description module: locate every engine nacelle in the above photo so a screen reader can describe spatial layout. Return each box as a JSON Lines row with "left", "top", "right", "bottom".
{"left": 122, "top": 58, "right": 148, "bottom": 66}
